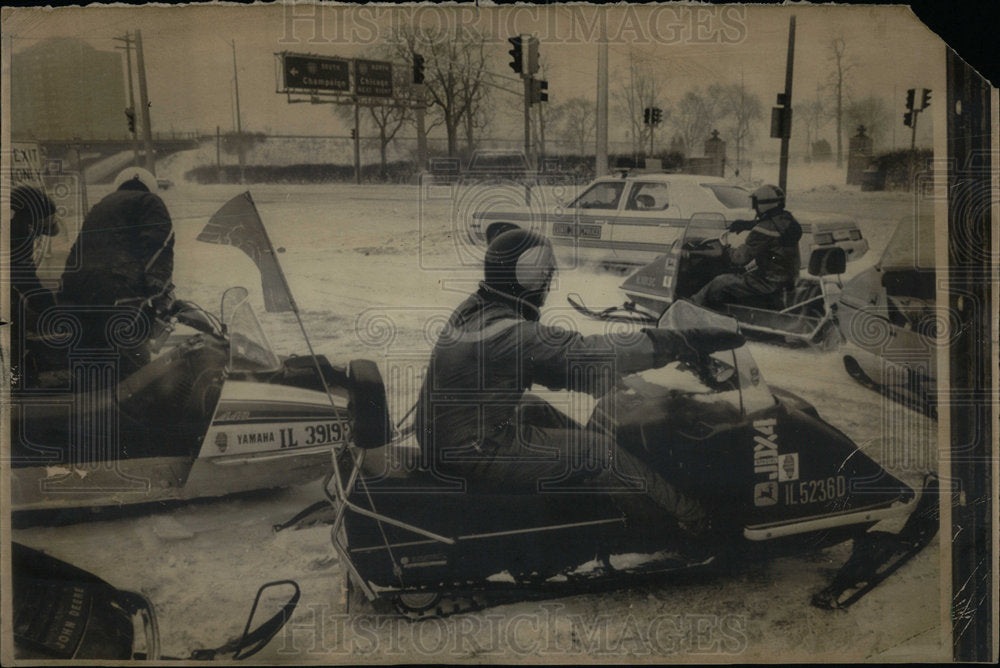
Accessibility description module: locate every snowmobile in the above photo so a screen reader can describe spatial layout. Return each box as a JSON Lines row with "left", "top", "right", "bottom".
{"left": 10, "top": 192, "right": 353, "bottom": 514}
{"left": 325, "top": 300, "right": 938, "bottom": 617}
{"left": 569, "top": 213, "right": 847, "bottom": 350}
{"left": 837, "top": 212, "right": 937, "bottom": 418}
{"left": 11, "top": 541, "right": 299, "bottom": 660}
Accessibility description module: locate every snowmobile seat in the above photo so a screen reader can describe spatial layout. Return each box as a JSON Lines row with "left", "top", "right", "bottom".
{"left": 346, "top": 359, "right": 391, "bottom": 450}
{"left": 808, "top": 246, "right": 847, "bottom": 277}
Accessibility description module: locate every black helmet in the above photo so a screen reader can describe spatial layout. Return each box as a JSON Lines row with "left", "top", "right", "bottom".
{"left": 751, "top": 184, "right": 785, "bottom": 214}
{"left": 483, "top": 228, "right": 557, "bottom": 310}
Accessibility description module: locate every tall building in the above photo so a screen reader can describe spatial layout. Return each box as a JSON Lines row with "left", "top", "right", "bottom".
{"left": 11, "top": 38, "right": 127, "bottom": 141}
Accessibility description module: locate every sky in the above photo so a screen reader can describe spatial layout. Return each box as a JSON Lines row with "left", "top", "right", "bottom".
{"left": 3, "top": 3, "right": 944, "bottom": 153}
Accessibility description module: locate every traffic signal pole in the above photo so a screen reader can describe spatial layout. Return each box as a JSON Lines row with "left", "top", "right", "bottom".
{"left": 523, "top": 74, "right": 532, "bottom": 205}
{"left": 353, "top": 99, "right": 361, "bottom": 185}
{"left": 777, "top": 15, "right": 796, "bottom": 193}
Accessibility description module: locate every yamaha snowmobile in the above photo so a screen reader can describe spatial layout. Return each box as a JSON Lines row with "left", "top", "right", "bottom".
{"left": 11, "top": 541, "right": 299, "bottom": 661}
{"left": 326, "top": 300, "right": 938, "bottom": 617}
{"left": 570, "top": 214, "right": 847, "bottom": 349}
{"left": 9, "top": 192, "right": 353, "bottom": 513}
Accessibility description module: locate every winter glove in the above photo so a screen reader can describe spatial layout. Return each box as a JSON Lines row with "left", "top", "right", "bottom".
{"left": 727, "top": 219, "right": 756, "bottom": 234}
{"left": 643, "top": 323, "right": 745, "bottom": 366}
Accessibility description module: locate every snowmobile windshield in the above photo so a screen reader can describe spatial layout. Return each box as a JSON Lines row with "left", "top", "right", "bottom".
{"left": 683, "top": 212, "right": 728, "bottom": 239}
{"left": 221, "top": 287, "right": 281, "bottom": 373}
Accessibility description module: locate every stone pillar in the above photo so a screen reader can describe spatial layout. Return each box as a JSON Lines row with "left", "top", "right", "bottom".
{"left": 847, "top": 125, "right": 874, "bottom": 185}
{"left": 703, "top": 130, "right": 727, "bottom": 177}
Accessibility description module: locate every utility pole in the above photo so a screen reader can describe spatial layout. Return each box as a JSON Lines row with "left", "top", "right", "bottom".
{"left": 114, "top": 33, "right": 140, "bottom": 165}
{"left": 595, "top": 21, "right": 608, "bottom": 177}
{"left": 777, "top": 15, "right": 796, "bottom": 193}
{"left": 231, "top": 39, "right": 245, "bottom": 184}
{"left": 134, "top": 29, "right": 155, "bottom": 174}
{"left": 649, "top": 109, "right": 654, "bottom": 157}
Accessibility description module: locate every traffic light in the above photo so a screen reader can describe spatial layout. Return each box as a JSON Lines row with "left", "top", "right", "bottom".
{"left": 412, "top": 53, "right": 425, "bottom": 85}
{"left": 526, "top": 36, "right": 540, "bottom": 75}
{"left": 643, "top": 107, "right": 651, "bottom": 125}
{"left": 530, "top": 79, "right": 548, "bottom": 105}
{"left": 921, "top": 88, "right": 931, "bottom": 110}
{"left": 903, "top": 111, "right": 913, "bottom": 128}
{"left": 125, "top": 108, "right": 135, "bottom": 133}
{"left": 651, "top": 107, "right": 662, "bottom": 125}
{"left": 905, "top": 88, "right": 915, "bottom": 110}
{"left": 508, "top": 36, "right": 523, "bottom": 74}
{"left": 350, "top": 128, "right": 357, "bottom": 139}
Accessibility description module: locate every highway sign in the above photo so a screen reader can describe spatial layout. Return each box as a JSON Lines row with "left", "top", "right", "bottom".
{"left": 354, "top": 59, "right": 393, "bottom": 98}
{"left": 281, "top": 53, "right": 350, "bottom": 93}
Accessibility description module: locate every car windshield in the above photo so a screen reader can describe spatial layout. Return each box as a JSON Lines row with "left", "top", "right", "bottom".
{"left": 704, "top": 184, "right": 752, "bottom": 209}
{"left": 572, "top": 181, "right": 626, "bottom": 209}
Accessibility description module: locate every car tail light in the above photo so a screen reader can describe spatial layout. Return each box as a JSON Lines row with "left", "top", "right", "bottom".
{"left": 814, "top": 232, "right": 834, "bottom": 245}
{"left": 850, "top": 229, "right": 862, "bottom": 240}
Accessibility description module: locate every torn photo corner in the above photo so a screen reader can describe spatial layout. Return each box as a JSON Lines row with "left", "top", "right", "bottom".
{"left": 1, "top": 2, "right": 995, "bottom": 665}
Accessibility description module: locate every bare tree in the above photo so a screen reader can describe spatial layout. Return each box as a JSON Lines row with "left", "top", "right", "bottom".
{"left": 799, "top": 85, "right": 829, "bottom": 159}
{"left": 390, "top": 22, "right": 492, "bottom": 158}
{"left": 827, "top": 36, "right": 854, "bottom": 168}
{"left": 846, "top": 94, "right": 891, "bottom": 151}
{"left": 671, "top": 88, "right": 722, "bottom": 158}
{"left": 709, "top": 81, "right": 762, "bottom": 175}
{"left": 334, "top": 45, "right": 415, "bottom": 180}
{"left": 615, "top": 53, "right": 665, "bottom": 158}
{"left": 457, "top": 38, "right": 493, "bottom": 161}
{"left": 557, "top": 97, "right": 595, "bottom": 155}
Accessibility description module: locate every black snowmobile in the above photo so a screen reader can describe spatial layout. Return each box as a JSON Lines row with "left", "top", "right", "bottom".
{"left": 326, "top": 300, "right": 938, "bottom": 617}
{"left": 570, "top": 214, "right": 847, "bottom": 349}
{"left": 11, "top": 542, "right": 299, "bottom": 661}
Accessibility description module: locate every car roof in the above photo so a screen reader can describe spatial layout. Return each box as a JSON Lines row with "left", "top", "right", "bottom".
{"left": 597, "top": 173, "right": 738, "bottom": 186}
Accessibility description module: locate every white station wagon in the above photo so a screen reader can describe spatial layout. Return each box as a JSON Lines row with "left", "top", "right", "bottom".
{"left": 468, "top": 173, "right": 869, "bottom": 268}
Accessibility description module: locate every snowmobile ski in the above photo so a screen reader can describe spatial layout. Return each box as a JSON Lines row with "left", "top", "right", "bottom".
{"left": 811, "top": 475, "right": 939, "bottom": 609}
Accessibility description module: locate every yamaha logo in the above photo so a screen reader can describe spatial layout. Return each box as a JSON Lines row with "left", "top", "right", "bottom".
{"left": 215, "top": 432, "right": 229, "bottom": 453}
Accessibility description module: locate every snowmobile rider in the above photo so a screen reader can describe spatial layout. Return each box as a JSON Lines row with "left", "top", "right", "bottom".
{"left": 7, "top": 185, "right": 59, "bottom": 383}
{"left": 690, "top": 184, "right": 802, "bottom": 309}
{"left": 415, "top": 228, "right": 745, "bottom": 542}
{"left": 9, "top": 185, "right": 59, "bottom": 318}
{"left": 57, "top": 167, "right": 174, "bottom": 376}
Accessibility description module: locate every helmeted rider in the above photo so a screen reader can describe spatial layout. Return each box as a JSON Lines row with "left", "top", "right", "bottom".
{"left": 690, "top": 184, "right": 802, "bottom": 309}
{"left": 57, "top": 167, "right": 174, "bottom": 376}
{"left": 415, "top": 228, "right": 744, "bottom": 544}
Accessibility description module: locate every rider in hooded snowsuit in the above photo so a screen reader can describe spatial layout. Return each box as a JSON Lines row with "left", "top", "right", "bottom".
{"left": 57, "top": 168, "right": 174, "bottom": 376}
{"left": 415, "top": 229, "right": 744, "bottom": 541}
